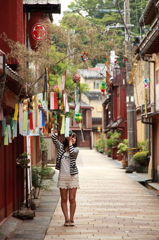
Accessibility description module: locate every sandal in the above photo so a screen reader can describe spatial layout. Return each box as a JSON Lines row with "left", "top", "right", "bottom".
{"left": 64, "top": 221, "right": 70, "bottom": 227}
{"left": 69, "top": 220, "right": 75, "bottom": 226}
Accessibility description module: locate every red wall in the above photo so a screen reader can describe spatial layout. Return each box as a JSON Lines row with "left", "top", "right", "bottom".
{"left": 0, "top": 124, "right": 25, "bottom": 222}
{"left": 0, "top": 0, "right": 24, "bottom": 63}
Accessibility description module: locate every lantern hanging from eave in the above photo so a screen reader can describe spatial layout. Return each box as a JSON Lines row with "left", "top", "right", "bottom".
{"left": 100, "top": 81, "right": 107, "bottom": 93}
{"left": 28, "top": 12, "right": 51, "bottom": 50}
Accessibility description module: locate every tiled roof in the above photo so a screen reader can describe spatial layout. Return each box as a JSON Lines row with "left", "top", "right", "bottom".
{"left": 23, "top": 0, "right": 61, "bottom": 4}
{"left": 78, "top": 64, "right": 107, "bottom": 79}
{"left": 84, "top": 91, "right": 102, "bottom": 100}
{"left": 69, "top": 101, "right": 94, "bottom": 109}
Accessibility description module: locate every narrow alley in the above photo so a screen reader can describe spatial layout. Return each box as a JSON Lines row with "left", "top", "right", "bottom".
{"left": 44, "top": 149, "right": 159, "bottom": 240}
{"left": 2, "top": 149, "right": 159, "bottom": 240}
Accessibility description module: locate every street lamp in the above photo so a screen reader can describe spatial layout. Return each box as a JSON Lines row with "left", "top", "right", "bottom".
{"left": 0, "top": 50, "right": 6, "bottom": 79}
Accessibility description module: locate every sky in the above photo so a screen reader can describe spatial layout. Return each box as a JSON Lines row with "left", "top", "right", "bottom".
{"left": 53, "top": 0, "right": 73, "bottom": 24}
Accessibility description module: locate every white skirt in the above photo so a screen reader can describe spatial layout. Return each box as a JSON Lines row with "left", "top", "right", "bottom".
{"left": 57, "top": 174, "right": 80, "bottom": 189}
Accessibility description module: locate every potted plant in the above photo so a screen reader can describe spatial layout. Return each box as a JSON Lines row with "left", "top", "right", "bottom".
{"left": 133, "top": 151, "right": 149, "bottom": 173}
{"left": 16, "top": 152, "right": 30, "bottom": 165}
{"left": 105, "top": 148, "right": 112, "bottom": 157}
{"left": 117, "top": 139, "right": 128, "bottom": 168}
{"left": 106, "top": 131, "right": 121, "bottom": 159}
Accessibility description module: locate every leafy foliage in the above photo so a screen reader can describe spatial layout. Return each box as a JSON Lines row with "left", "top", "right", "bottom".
{"left": 133, "top": 151, "right": 149, "bottom": 165}
{"left": 137, "top": 139, "right": 149, "bottom": 152}
{"left": 95, "top": 133, "right": 107, "bottom": 153}
{"left": 117, "top": 139, "right": 128, "bottom": 154}
{"left": 106, "top": 131, "right": 121, "bottom": 149}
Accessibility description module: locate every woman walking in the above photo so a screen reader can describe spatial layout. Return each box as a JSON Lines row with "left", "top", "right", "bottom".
{"left": 51, "top": 131, "right": 79, "bottom": 227}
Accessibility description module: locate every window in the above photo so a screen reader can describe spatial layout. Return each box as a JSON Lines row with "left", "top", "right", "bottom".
{"left": 94, "top": 81, "right": 100, "bottom": 89}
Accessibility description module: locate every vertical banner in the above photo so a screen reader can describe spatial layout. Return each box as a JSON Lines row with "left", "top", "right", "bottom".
{"left": 65, "top": 118, "right": 70, "bottom": 137}
{"left": 62, "top": 73, "right": 66, "bottom": 91}
{"left": 13, "top": 104, "right": 19, "bottom": 120}
{"left": 50, "top": 92, "right": 58, "bottom": 110}
{"left": 60, "top": 115, "right": 65, "bottom": 134}
{"left": 19, "top": 104, "right": 23, "bottom": 135}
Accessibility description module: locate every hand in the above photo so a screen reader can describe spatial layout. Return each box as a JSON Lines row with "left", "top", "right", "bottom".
{"left": 66, "top": 136, "right": 72, "bottom": 145}
{"left": 51, "top": 129, "right": 58, "bottom": 136}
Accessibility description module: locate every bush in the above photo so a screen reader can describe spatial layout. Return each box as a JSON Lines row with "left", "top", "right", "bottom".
{"left": 106, "top": 131, "right": 121, "bottom": 149}
{"left": 137, "top": 139, "right": 149, "bottom": 152}
{"left": 133, "top": 151, "right": 149, "bottom": 166}
{"left": 117, "top": 139, "right": 128, "bottom": 155}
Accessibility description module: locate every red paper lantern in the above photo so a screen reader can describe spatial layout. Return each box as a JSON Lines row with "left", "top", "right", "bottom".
{"left": 28, "top": 12, "right": 51, "bottom": 50}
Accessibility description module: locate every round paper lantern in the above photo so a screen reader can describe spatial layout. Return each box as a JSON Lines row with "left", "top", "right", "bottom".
{"left": 100, "top": 81, "right": 107, "bottom": 92}
{"left": 28, "top": 12, "right": 51, "bottom": 50}
{"left": 72, "top": 73, "right": 81, "bottom": 83}
{"left": 74, "top": 113, "right": 82, "bottom": 123}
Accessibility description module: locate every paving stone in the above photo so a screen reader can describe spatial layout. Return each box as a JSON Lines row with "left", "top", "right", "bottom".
{"left": 1, "top": 150, "right": 159, "bottom": 240}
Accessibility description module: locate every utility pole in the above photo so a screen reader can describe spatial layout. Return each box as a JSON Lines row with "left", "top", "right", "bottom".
{"left": 124, "top": 0, "right": 136, "bottom": 173}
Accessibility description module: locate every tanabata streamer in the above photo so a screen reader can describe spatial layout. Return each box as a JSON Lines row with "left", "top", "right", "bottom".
{"left": 60, "top": 115, "right": 65, "bottom": 134}
{"left": 19, "top": 104, "right": 23, "bottom": 135}
{"left": 65, "top": 118, "right": 70, "bottom": 137}
{"left": 50, "top": 92, "right": 58, "bottom": 110}
{"left": 13, "top": 104, "right": 19, "bottom": 120}
{"left": 4, "top": 126, "right": 8, "bottom": 146}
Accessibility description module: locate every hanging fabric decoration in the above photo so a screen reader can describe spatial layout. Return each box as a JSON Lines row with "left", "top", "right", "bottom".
{"left": 63, "top": 93, "right": 69, "bottom": 113}
{"left": 32, "top": 95, "right": 37, "bottom": 130}
{"left": 10, "top": 118, "right": 14, "bottom": 140}
{"left": 62, "top": 73, "right": 66, "bottom": 91}
{"left": 60, "top": 115, "right": 65, "bottom": 134}
{"left": 23, "top": 99, "right": 28, "bottom": 132}
{"left": 7, "top": 125, "right": 12, "bottom": 143}
{"left": 41, "top": 110, "right": 45, "bottom": 127}
{"left": 30, "top": 111, "right": 34, "bottom": 130}
{"left": 100, "top": 81, "right": 107, "bottom": 93}
{"left": 50, "top": 92, "right": 58, "bottom": 110}
{"left": 65, "top": 118, "right": 70, "bottom": 137}
{"left": 19, "top": 103, "right": 23, "bottom": 135}
{"left": 79, "top": 122, "right": 85, "bottom": 142}
{"left": 13, "top": 120, "right": 17, "bottom": 138}
{"left": 4, "top": 126, "right": 8, "bottom": 146}
{"left": 13, "top": 104, "right": 19, "bottom": 120}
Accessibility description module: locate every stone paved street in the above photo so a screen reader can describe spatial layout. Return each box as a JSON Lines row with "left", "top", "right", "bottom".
{"left": 44, "top": 149, "right": 159, "bottom": 240}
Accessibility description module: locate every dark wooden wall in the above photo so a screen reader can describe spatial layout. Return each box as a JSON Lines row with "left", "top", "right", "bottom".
{"left": 0, "top": 124, "right": 25, "bottom": 222}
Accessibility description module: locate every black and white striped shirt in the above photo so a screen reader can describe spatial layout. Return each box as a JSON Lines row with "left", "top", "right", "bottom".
{"left": 51, "top": 134, "right": 79, "bottom": 175}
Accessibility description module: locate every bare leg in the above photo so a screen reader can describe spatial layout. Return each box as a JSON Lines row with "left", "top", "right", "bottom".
{"left": 69, "top": 188, "right": 77, "bottom": 221}
{"left": 60, "top": 188, "right": 69, "bottom": 221}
